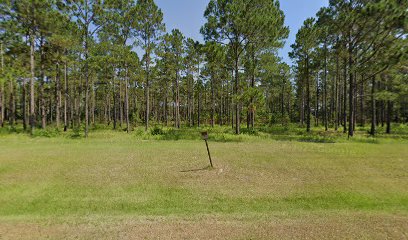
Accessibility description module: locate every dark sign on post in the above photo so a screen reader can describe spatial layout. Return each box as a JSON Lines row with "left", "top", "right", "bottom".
{"left": 201, "top": 131, "right": 213, "bottom": 168}
{"left": 201, "top": 131, "right": 209, "bottom": 140}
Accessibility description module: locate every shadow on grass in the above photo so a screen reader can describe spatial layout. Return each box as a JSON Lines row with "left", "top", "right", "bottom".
{"left": 180, "top": 166, "right": 213, "bottom": 173}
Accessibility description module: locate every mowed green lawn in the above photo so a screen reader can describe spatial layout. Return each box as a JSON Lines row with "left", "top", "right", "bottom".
{"left": 0, "top": 131, "right": 407, "bottom": 239}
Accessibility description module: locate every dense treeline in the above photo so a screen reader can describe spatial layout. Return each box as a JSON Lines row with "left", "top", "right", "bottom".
{"left": 290, "top": 0, "right": 408, "bottom": 137}
{"left": 0, "top": 0, "right": 406, "bottom": 137}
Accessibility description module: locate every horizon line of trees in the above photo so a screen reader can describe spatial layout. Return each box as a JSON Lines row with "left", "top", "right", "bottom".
{"left": 0, "top": 0, "right": 406, "bottom": 138}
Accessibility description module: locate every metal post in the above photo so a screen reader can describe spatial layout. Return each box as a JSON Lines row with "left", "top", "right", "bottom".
{"left": 201, "top": 131, "right": 213, "bottom": 168}
{"left": 205, "top": 139, "right": 213, "bottom": 168}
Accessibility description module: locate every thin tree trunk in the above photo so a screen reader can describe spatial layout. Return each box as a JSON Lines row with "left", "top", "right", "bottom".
{"left": 191, "top": 76, "right": 195, "bottom": 126}
{"left": 164, "top": 92, "right": 168, "bottom": 126}
{"left": 91, "top": 81, "right": 95, "bottom": 127}
{"left": 198, "top": 83, "right": 201, "bottom": 127}
{"left": 370, "top": 75, "right": 376, "bottom": 135}
{"left": 187, "top": 76, "right": 191, "bottom": 127}
{"left": 113, "top": 66, "right": 117, "bottom": 129}
{"left": 211, "top": 74, "right": 215, "bottom": 128}
{"left": 175, "top": 68, "right": 180, "bottom": 128}
{"left": 29, "top": 30, "right": 35, "bottom": 135}
{"left": 125, "top": 66, "right": 130, "bottom": 133}
{"left": 76, "top": 74, "right": 82, "bottom": 128}
{"left": 0, "top": 81, "right": 3, "bottom": 128}
{"left": 381, "top": 99, "right": 385, "bottom": 127}
{"left": 64, "top": 61, "right": 68, "bottom": 131}
{"left": 119, "top": 71, "right": 123, "bottom": 127}
{"left": 324, "top": 42, "right": 328, "bottom": 131}
{"left": 353, "top": 73, "right": 357, "bottom": 132}
{"left": 145, "top": 40, "right": 151, "bottom": 131}
{"left": 22, "top": 79, "right": 27, "bottom": 130}
{"left": 386, "top": 100, "right": 392, "bottom": 134}
{"left": 84, "top": 48, "right": 89, "bottom": 135}
{"left": 334, "top": 52, "right": 339, "bottom": 131}
{"left": 300, "top": 83, "right": 304, "bottom": 126}
{"left": 220, "top": 79, "right": 224, "bottom": 126}
{"left": 84, "top": 1, "right": 90, "bottom": 138}
{"left": 234, "top": 55, "right": 240, "bottom": 134}
{"left": 40, "top": 37, "right": 46, "bottom": 129}
{"left": 250, "top": 71, "right": 255, "bottom": 129}
{"left": 281, "top": 77, "right": 285, "bottom": 125}
{"left": 56, "top": 64, "right": 61, "bottom": 129}
{"left": 0, "top": 42, "right": 4, "bottom": 127}
{"left": 306, "top": 56, "right": 310, "bottom": 132}
{"left": 343, "top": 58, "right": 347, "bottom": 133}
{"left": 359, "top": 76, "right": 365, "bottom": 127}
{"left": 348, "top": 39, "right": 354, "bottom": 138}
{"left": 315, "top": 74, "right": 319, "bottom": 127}
{"left": 250, "top": 48, "right": 255, "bottom": 129}
{"left": 8, "top": 80, "right": 14, "bottom": 126}
{"left": 230, "top": 69, "right": 234, "bottom": 129}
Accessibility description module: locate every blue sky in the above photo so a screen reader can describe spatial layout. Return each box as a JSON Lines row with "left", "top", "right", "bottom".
{"left": 155, "top": 0, "right": 328, "bottom": 65}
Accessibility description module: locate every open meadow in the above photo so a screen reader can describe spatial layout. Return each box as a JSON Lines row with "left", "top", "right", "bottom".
{"left": 0, "top": 126, "right": 407, "bottom": 239}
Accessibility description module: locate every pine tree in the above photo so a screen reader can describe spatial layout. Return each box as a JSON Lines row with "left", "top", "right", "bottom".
{"left": 135, "top": 0, "right": 165, "bottom": 131}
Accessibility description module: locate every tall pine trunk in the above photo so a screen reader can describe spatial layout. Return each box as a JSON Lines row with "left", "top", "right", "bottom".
{"left": 56, "top": 64, "right": 61, "bottom": 129}
{"left": 113, "top": 66, "right": 117, "bottom": 129}
{"left": 234, "top": 55, "right": 240, "bottom": 134}
{"left": 22, "top": 79, "right": 27, "bottom": 130}
{"left": 250, "top": 72, "right": 255, "bottom": 129}
{"left": 334, "top": 52, "right": 340, "bottom": 131}
{"left": 359, "top": 76, "right": 364, "bottom": 127}
{"left": 84, "top": 42, "right": 89, "bottom": 137}
{"left": 8, "top": 79, "right": 14, "bottom": 126}
{"left": 386, "top": 100, "right": 392, "bottom": 134}
{"left": 348, "top": 37, "right": 354, "bottom": 138}
{"left": 211, "top": 74, "right": 215, "bottom": 128}
{"left": 64, "top": 61, "right": 68, "bottom": 132}
{"left": 280, "top": 78, "right": 284, "bottom": 125}
{"left": 249, "top": 48, "right": 255, "bottom": 129}
{"left": 40, "top": 37, "right": 46, "bottom": 129}
{"left": 125, "top": 66, "right": 130, "bottom": 133}
{"left": 145, "top": 39, "right": 151, "bottom": 131}
{"left": 300, "top": 82, "right": 304, "bottom": 126}
{"left": 29, "top": 30, "right": 35, "bottom": 135}
{"left": 323, "top": 42, "right": 328, "bottom": 131}
{"left": 175, "top": 68, "right": 180, "bottom": 128}
{"left": 119, "top": 71, "right": 123, "bottom": 127}
{"left": 386, "top": 75, "right": 392, "bottom": 134}
{"left": 306, "top": 56, "right": 311, "bottom": 132}
{"left": 315, "top": 74, "right": 319, "bottom": 127}
{"left": 197, "top": 82, "right": 201, "bottom": 127}
{"left": 343, "top": 58, "right": 347, "bottom": 133}
{"left": 0, "top": 80, "right": 3, "bottom": 128}
{"left": 84, "top": 0, "right": 91, "bottom": 137}
{"left": 370, "top": 75, "right": 376, "bottom": 135}
{"left": 21, "top": 80, "right": 27, "bottom": 131}
{"left": 0, "top": 42, "right": 4, "bottom": 127}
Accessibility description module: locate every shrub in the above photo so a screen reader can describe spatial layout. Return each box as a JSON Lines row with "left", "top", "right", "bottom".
{"left": 70, "top": 127, "right": 82, "bottom": 139}
{"left": 298, "top": 135, "right": 335, "bottom": 143}
{"left": 151, "top": 126, "right": 165, "bottom": 135}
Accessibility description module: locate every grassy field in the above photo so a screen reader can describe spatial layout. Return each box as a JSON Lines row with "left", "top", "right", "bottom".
{"left": 0, "top": 126, "right": 407, "bottom": 239}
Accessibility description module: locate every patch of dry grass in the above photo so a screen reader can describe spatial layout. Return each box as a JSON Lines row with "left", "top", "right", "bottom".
{"left": 1, "top": 214, "right": 407, "bottom": 239}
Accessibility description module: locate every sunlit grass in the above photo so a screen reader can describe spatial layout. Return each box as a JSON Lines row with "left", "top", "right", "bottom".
{"left": 0, "top": 125, "right": 407, "bottom": 238}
